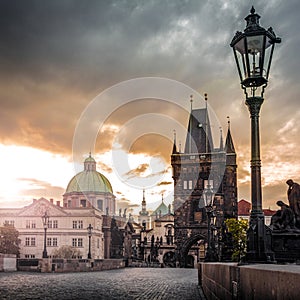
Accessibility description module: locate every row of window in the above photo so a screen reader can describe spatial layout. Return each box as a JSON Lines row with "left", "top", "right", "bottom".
{"left": 25, "top": 237, "right": 83, "bottom": 248}
{"left": 4, "top": 220, "right": 15, "bottom": 226}
{"left": 25, "top": 220, "right": 58, "bottom": 229}
{"left": 23, "top": 219, "right": 87, "bottom": 229}
{"left": 24, "top": 237, "right": 101, "bottom": 249}
{"left": 182, "top": 179, "right": 214, "bottom": 190}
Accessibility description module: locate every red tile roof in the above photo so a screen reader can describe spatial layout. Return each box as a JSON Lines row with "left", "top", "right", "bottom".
{"left": 238, "top": 199, "right": 276, "bottom": 216}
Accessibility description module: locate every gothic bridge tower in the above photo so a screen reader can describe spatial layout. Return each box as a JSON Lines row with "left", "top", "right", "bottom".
{"left": 171, "top": 97, "right": 237, "bottom": 266}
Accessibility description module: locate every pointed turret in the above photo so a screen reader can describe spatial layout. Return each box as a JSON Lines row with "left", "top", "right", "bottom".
{"left": 224, "top": 118, "right": 236, "bottom": 154}
{"left": 224, "top": 117, "right": 236, "bottom": 166}
{"left": 219, "top": 127, "right": 224, "bottom": 151}
{"left": 172, "top": 130, "right": 178, "bottom": 154}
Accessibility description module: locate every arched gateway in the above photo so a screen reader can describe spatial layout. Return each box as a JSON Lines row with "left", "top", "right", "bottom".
{"left": 171, "top": 104, "right": 238, "bottom": 267}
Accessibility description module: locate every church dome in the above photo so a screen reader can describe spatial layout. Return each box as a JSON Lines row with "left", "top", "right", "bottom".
{"left": 65, "top": 154, "right": 113, "bottom": 194}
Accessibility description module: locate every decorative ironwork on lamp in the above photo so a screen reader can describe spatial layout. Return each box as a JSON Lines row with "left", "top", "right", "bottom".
{"left": 87, "top": 223, "right": 93, "bottom": 259}
{"left": 203, "top": 184, "right": 217, "bottom": 262}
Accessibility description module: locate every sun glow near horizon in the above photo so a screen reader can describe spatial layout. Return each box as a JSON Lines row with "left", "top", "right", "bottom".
{"left": 0, "top": 143, "right": 174, "bottom": 209}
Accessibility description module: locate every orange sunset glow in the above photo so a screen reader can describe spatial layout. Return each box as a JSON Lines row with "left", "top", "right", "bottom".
{"left": 0, "top": 1, "right": 299, "bottom": 211}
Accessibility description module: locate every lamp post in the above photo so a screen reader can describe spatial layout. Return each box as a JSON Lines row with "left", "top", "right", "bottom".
{"left": 87, "top": 223, "right": 93, "bottom": 259}
{"left": 42, "top": 211, "right": 49, "bottom": 259}
{"left": 230, "top": 7, "right": 281, "bottom": 262}
{"left": 203, "top": 184, "right": 217, "bottom": 262}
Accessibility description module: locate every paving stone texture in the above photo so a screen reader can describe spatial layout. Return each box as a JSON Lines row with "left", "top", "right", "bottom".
{"left": 0, "top": 267, "right": 205, "bottom": 300}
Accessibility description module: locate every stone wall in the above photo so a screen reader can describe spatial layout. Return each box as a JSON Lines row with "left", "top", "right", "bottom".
{"left": 200, "top": 262, "right": 300, "bottom": 300}
{"left": 0, "top": 253, "right": 17, "bottom": 272}
{"left": 17, "top": 258, "right": 125, "bottom": 273}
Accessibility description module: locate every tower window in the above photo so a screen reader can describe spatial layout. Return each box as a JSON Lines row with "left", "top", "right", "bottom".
{"left": 183, "top": 181, "right": 187, "bottom": 190}
{"left": 80, "top": 199, "right": 86, "bottom": 207}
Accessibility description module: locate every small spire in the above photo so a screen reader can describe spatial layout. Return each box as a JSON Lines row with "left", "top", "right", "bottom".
{"left": 250, "top": 6, "right": 255, "bottom": 14}
{"left": 225, "top": 117, "right": 236, "bottom": 154}
{"left": 179, "top": 141, "right": 182, "bottom": 153}
{"left": 172, "top": 129, "right": 177, "bottom": 154}
{"left": 189, "top": 95, "right": 193, "bottom": 153}
{"left": 219, "top": 127, "right": 224, "bottom": 150}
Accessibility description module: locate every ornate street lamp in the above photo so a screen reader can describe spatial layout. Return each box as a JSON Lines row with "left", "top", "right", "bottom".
{"left": 203, "top": 184, "right": 217, "bottom": 262}
{"left": 87, "top": 223, "right": 93, "bottom": 259}
{"left": 230, "top": 7, "right": 281, "bottom": 262}
{"left": 42, "top": 211, "right": 49, "bottom": 259}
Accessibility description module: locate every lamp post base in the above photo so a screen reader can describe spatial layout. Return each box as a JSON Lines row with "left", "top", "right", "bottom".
{"left": 204, "top": 251, "right": 218, "bottom": 262}
{"left": 243, "top": 213, "right": 275, "bottom": 263}
{"left": 42, "top": 251, "right": 48, "bottom": 259}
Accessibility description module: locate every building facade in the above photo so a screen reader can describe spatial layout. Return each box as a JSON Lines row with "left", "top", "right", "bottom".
{"left": 0, "top": 155, "right": 126, "bottom": 260}
{"left": 171, "top": 103, "right": 238, "bottom": 266}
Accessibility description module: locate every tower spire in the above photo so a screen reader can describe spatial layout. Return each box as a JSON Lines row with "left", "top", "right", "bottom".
{"left": 189, "top": 95, "right": 193, "bottom": 153}
{"left": 140, "top": 188, "right": 149, "bottom": 216}
{"left": 225, "top": 116, "right": 236, "bottom": 154}
{"left": 205, "top": 93, "right": 208, "bottom": 153}
{"left": 219, "top": 127, "right": 224, "bottom": 150}
{"left": 172, "top": 129, "right": 177, "bottom": 154}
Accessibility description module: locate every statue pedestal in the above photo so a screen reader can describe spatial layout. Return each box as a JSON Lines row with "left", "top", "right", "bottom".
{"left": 272, "top": 231, "right": 300, "bottom": 263}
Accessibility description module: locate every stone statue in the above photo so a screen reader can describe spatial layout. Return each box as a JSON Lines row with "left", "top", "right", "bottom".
{"left": 286, "top": 179, "right": 300, "bottom": 227}
{"left": 123, "top": 208, "right": 127, "bottom": 218}
{"left": 119, "top": 208, "right": 122, "bottom": 217}
{"left": 270, "top": 200, "right": 295, "bottom": 231}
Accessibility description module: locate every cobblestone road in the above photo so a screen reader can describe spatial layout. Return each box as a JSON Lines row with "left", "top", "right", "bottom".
{"left": 0, "top": 268, "right": 205, "bottom": 300}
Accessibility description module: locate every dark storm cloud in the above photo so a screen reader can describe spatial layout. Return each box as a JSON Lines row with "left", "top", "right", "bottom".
{"left": 0, "top": 0, "right": 300, "bottom": 204}
{"left": 1, "top": 0, "right": 295, "bottom": 152}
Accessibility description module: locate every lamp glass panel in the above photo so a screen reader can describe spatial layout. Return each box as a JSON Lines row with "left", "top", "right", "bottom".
{"left": 263, "top": 37, "right": 274, "bottom": 79}
{"left": 233, "top": 38, "right": 247, "bottom": 81}
{"left": 246, "top": 35, "right": 264, "bottom": 78}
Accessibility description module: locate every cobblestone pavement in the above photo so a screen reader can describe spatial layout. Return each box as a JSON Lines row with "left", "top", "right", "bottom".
{"left": 0, "top": 268, "right": 205, "bottom": 300}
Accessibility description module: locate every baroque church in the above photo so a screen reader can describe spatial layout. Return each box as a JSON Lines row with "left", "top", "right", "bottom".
{"left": 0, "top": 154, "right": 129, "bottom": 260}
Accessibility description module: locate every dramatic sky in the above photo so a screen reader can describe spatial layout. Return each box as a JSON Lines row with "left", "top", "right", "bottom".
{"left": 0, "top": 0, "right": 299, "bottom": 211}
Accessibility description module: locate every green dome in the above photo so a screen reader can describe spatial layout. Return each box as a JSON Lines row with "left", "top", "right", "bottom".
{"left": 66, "top": 170, "right": 113, "bottom": 194}
{"left": 152, "top": 199, "right": 169, "bottom": 216}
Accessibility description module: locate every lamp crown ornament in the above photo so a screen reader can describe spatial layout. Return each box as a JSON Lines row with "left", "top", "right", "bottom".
{"left": 245, "top": 6, "right": 262, "bottom": 32}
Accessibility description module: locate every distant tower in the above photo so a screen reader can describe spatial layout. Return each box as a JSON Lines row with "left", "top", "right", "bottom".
{"left": 171, "top": 95, "right": 237, "bottom": 266}
{"left": 138, "top": 189, "right": 151, "bottom": 229}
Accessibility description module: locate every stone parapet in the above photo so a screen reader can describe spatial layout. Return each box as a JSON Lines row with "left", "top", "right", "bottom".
{"left": 200, "top": 262, "right": 300, "bottom": 299}
{"left": 17, "top": 258, "right": 125, "bottom": 273}
{"left": 0, "top": 253, "right": 17, "bottom": 272}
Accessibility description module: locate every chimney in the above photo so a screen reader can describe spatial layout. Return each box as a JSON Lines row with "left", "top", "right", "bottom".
{"left": 50, "top": 198, "right": 54, "bottom": 204}
{"left": 56, "top": 201, "right": 60, "bottom": 207}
